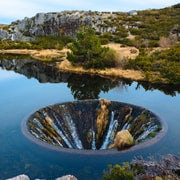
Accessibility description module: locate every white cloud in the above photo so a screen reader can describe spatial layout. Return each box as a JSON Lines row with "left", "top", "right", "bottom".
{"left": 0, "top": 0, "right": 179, "bottom": 23}
{"left": 0, "top": 69, "right": 20, "bottom": 81}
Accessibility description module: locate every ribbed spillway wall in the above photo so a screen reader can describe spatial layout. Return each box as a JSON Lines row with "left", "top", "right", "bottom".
{"left": 22, "top": 99, "right": 166, "bottom": 154}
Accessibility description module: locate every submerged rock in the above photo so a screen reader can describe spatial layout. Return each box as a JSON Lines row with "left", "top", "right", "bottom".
{"left": 110, "top": 130, "right": 134, "bottom": 150}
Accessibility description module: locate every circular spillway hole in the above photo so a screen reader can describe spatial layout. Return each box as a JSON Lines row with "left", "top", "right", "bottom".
{"left": 22, "top": 99, "right": 167, "bottom": 154}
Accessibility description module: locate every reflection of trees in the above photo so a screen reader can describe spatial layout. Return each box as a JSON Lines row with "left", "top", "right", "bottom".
{"left": 137, "top": 82, "right": 180, "bottom": 97}
{"left": 0, "top": 54, "right": 179, "bottom": 97}
{"left": 67, "top": 74, "right": 120, "bottom": 100}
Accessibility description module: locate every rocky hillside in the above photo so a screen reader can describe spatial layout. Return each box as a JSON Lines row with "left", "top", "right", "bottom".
{"left": 0, "top": 4, "right": 179, "bottom": 44}
{"left": 0, "top": 11, "right": 118, "bottom": 41}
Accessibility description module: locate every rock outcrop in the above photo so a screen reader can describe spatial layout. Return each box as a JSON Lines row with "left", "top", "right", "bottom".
{"left": 131, "top": 154, "right": 180, "bottom": 180}
{"left": 55, "top": 175, "right": 77, "bottom": 180}
{"left": 110, "top": 130, "right": 134, "bottom": 150}
{"left": 0, "top": 11, "right": 118, "bottom": 41}
{"left": 6, "top": 174, "right": 30, "bottom": 180}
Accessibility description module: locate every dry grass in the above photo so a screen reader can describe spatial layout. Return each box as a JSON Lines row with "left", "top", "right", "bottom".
{"left": 0, "top": 49, "right": 70, "bottom": 61}
{"left": 56, "top": 60, "right": 145, "bottom": 81}
{"left": 103, "top": 43, "right": 139, "bottom": 61}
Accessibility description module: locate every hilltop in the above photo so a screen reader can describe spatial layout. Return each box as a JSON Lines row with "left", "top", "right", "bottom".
{"left": 0, "top": 4, "right": 179, "bottom": 84}
{"left": 0, "top": 4, "right": 179, "bottom": 44}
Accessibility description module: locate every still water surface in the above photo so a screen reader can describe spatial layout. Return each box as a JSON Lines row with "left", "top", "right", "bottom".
{"left": 0, "top": 58, "right": 179, "bottom": 180}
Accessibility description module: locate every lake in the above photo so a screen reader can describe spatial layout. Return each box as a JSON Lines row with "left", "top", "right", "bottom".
{"left": 0, "top": 58, "right": 179, "bottom": 180}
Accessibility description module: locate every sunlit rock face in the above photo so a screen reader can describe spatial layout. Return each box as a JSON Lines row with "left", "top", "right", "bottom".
{"left": 110, "top": 130, "right": 134, "bottom": 150}
{"left": 26, "top": 99, "right": 162, "bottom": 151}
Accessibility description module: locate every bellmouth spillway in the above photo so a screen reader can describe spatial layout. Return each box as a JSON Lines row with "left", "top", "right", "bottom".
{"left": 22, "top": 99, "right": 166, "bottom": 154}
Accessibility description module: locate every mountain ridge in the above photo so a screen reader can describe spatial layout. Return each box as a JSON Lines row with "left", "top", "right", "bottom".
{"left": 0, "top": 4, "right": 179, "bottom": 42}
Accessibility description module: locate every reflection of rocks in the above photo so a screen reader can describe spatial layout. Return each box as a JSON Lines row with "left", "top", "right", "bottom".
{"left": 0, "top": 55, "right": 178, "bottom": 97}
{"left": 0, "top": 58, "right": 71, "bottom": 83}
{"left": 110, "top": 130, "right": 134, "bottom": 150}
{"left": 0, "top": 57, "right": 124, "bottom": 99}
{"left": 25, "top": 99, "right": 163, "bottom": 151}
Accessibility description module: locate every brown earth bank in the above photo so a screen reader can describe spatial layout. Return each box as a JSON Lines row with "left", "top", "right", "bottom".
{"left": 56, "top": 59, "right": 145, "bottom": 81}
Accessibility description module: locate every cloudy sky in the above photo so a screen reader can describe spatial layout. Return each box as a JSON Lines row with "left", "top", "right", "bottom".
{"left": 0, "top": 0, "right": 179, "bottom": 24}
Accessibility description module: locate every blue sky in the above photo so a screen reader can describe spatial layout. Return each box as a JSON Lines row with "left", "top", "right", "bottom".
{"left": 0, "top": 0, "right": 179, "bottom": 24}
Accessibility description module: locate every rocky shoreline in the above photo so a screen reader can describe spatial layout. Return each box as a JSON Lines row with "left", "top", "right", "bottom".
{"left": 7, "top": 154, "right": 179, "bottom": 180}
{"left": 56, "top": 59, "right": 145, "bottom": 81}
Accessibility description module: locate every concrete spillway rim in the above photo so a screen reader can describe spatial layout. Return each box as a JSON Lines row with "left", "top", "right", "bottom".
{"left": 21, "top": 100, "right": 168, "bottom": 155}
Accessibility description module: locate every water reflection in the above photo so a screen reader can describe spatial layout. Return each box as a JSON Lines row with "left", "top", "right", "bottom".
{"left": 67, "top": 74, "right": 129, "bottom": 99}
{"left": 136, "top": 82, "right": 180, "bottom": 97}
{"left": 0, "top": 55, "right": 179, "bottom": 99}
{"left": 0, "top": 56, "right": 70, "bottom": 83}
{"left": 0, "top": 70, "right": 20, "bottom": 81}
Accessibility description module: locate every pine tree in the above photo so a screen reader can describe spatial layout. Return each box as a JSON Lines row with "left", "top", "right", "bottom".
{"left": 67, "top": 27, "right": 108, "bottom": 69}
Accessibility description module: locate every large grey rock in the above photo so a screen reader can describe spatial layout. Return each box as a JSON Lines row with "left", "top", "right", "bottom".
{"left": 55, "top": 175, "right": 78, "bottom": 180}
{"left": 6, "top": 174, "right": 30, "bottom": 180}
{"left": 0, "top": 29, "right": 9, "bottom": 40}
{"left": 34, "top": 13, "right": 45, "bottom": 25}
{"left": 0, "top": 11, "right": 119, "bottom": 41}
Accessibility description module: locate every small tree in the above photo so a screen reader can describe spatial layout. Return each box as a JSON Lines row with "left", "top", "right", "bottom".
{"left": 103, "top": 163, "right": 134, "bottom": 180}
{"left": 67, "top": 27, "right": 112, "bottom": 69}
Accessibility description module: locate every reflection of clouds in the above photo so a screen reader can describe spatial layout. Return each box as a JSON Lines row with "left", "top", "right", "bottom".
{"left": 0, "top": 69, "right": 20, "bottom": 81}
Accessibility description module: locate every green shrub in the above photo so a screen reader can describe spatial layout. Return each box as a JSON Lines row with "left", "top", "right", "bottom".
{"left": 31, "top": 36, "right": 65, "bottom": 50}
{"left": 126, "top": 44, "right": 180, "bottom": 84}
{"left": 103, "top": 163, "right": 134, "bottom": 180}
{"left": 102, "top": 48, "right": 118, "bottom": 67}
{"left": 67, "top": 27, "right": 117, "bottom": 69}
{"left": 0, "top": 35, "right": 73, "bottom": 50}
{"left": 100, "top": 38, "right": 109, "bottom": 45}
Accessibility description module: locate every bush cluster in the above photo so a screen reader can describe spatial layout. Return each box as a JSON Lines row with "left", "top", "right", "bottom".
{"left": 67, "top": 27, "right": 118, "bottom": 69}
{"left": 0, "top": 35, "right": 73, "bottom": 50}
{"left": 126, "top": 44, "right": 180, "bottom": 84}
